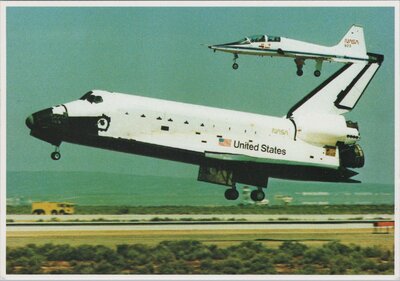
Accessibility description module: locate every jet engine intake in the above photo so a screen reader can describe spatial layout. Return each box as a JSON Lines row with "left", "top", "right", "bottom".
{"left": 339, "top": 144, "right": 365, "bottom": 168}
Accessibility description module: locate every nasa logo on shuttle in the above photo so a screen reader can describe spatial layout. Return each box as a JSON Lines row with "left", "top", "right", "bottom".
{"left": 272, "top": 128, "right": 289, "bottom": 136}
{"left": 97, "top": 115, "right": 111, "bottom": 131}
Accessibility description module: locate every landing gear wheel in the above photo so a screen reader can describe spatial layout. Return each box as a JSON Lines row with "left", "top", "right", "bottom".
{"left": 51, "top": 151, "right": 61, "bottom": 161}
{"left": 225, "top": 188, "right": 239, "bottom": 200}
{"left": 232, "top": 53, "right": 239, "bottom": 70}
{"left": 251, "top": 189, "right": 265, "bottom": 202}
{"left": 294, "top": 58, "right": 305, "bottom": 77}
{"left": 314, "top": 60, "right": 322, "bottom": 78}
{"left": 51, "top": 146, "right": 61, "bottom": 160}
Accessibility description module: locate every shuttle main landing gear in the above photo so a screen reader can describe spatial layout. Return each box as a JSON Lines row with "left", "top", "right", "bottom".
{"left": 51, "top": 146, "right": 61, "bottom": 161}
{"left": 224, "top": 179, "right": 268, "bottom": 202}
{"left": 251, "top": 187, "right": 266, "bottom": 201}
{"left": 249, "top": 178, "right": 268, "bottom": 202}
{"left": 232, "top": 54, "right": 239, "bottom": 70}
{"left": 225, "top": 184, "right": 239, "bottom": 200}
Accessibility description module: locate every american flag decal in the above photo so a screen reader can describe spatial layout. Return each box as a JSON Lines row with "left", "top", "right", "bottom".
{"left": 218, "top": 138, "right": 232, "bottom": 147}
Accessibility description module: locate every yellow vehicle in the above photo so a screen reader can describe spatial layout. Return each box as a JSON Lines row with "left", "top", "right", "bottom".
{"left": 31, "top": 202, "right": 75, "bottom": 215}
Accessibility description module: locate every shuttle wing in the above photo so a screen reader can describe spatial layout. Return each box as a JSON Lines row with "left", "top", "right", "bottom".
{"left": 201, "top": 151, "right": 359, "bottom": 187}
{"left": 287, "top": 53, "right": 383, "bottom": 118}
{"left": 205, "top": 151, "right": 293, "bottom": 166}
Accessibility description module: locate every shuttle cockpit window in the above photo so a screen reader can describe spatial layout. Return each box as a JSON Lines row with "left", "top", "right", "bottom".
{"left": 248, "top": 35, "right": 265, "bottom": 43}
{"left": 267, "top": 35, "right": 281, "bottom": 42}
{"left": 80, "top": 91, "right": 93, "bottom": 100}
{"left": 87, "top": 95, "right": 103, "bottom": 104}
{"left": 80, "top": 91, "right": 103, "bottom": 104}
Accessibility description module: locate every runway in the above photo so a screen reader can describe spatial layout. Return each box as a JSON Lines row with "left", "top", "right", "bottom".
{"left": 7, "top": 213, "right": 394, "bottom": 222}
{"left": 7, "top": 215, "right": 394, "bottom": 250}
{"left": 7, "top": 220, "right": 384, "bottom": 232}
{"left": 7, "top": 213, "right": 394, "bottom": 234}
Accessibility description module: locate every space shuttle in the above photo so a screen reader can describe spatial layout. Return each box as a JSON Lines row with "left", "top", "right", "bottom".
{"left": 25, "top": 53, "right": 383, "bottom": 202}
{"left": 208, "top": 25, "right": 374, "bottom": 77}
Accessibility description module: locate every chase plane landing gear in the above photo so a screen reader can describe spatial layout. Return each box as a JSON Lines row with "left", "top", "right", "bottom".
{"left": 51, "top": 146, "right": 61, "bottom": 161}
{"left": 225, "top": 184, "right": 239, "bottom": 200}
{"left": 232, "top": 54, "right": 239, "bottom": 70}
{"left": 294, "top": 58, "right": 305, "bottom": 76}
{"left": 314, "top": 60, "right": 323, "bottom": 77}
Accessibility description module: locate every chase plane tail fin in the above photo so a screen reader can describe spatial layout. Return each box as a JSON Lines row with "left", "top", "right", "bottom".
{"left": 333, "top": 25, "right": 367, "bottom": 59}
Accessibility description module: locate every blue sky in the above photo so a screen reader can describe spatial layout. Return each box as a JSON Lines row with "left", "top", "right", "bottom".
{"left": 6, "top": 5, "right": 396, "bottom": 185}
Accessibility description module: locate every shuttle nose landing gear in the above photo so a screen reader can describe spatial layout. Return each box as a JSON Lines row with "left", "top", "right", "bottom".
{"left": 51, "top": 146, "right": 61, "bottom": 161}
{"left": 232, "top": 54, "right": 239, "bottom": 70}
{"left": 51, "top": 152, "right": 61, "bottom": 160}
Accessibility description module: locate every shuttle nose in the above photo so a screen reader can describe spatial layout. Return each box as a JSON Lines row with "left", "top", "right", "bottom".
{"left": 25, "top": 106, "right": 68, "bottom": 146}
{"left": 25, "top": 108, "right": 53, "bottom": 131}
{"left": 25, "top": 107, "right": 68, "bottom": 132}
{"left": 25, "top": 114, "right": 34, "bottom": 129}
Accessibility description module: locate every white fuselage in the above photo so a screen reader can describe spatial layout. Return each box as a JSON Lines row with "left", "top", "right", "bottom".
{"left": 62, "top": 90, "right": 341, "bottom": 170}
{"left": 26, "top": 50, "right": 383, "bottom": 192}
{"left": 211, "top": 37, "right": 369, "bottom": 63}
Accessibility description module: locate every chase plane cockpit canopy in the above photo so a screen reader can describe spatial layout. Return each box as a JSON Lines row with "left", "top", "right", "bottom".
{"left": 225, "top": 34, "right": 281, "bottom": 45}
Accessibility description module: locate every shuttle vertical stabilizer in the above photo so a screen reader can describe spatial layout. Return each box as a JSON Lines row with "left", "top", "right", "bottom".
{"left": 287, "top": 53, "right": 383, "bottom": 118}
